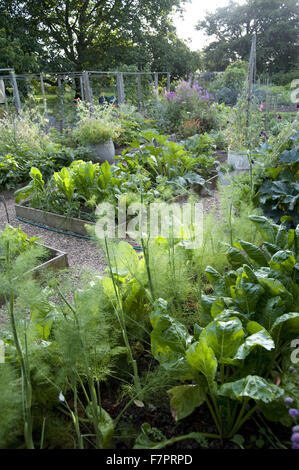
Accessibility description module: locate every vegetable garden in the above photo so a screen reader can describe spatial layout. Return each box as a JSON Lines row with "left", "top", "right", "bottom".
{"left": 0, "top": 56, "right": 299, "bottom": 452}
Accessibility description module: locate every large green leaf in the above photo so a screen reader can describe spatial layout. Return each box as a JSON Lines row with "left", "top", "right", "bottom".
{"left": 199, "top": 317, "right": 244, "bottom": 363}
{"left": 150, "top": 300, "right": 192, "bottom": 355}
{"left": 270, "top": 312, "right": 299, "bottom": 342}
{"left": 255, "top": 296, "right": 285, "bottom": 331}
{"left": 233, "top": 329, "right": 275, "bottom": 361}
{"left": 256, "top": 275, "right": 289, "bottom": 297}
{"left": 230, "top": 279, "right": 264, "bottom": 314}
{"left": 234, "top": 240, "right": 268, "bottom": 266}
{"left": 168, "top": 382, "right": 207, "bottom": 421}
{"left": 226, "top": 246, "right": 249, "bottom": 269}
{"left": 218, "top": 376, "right": 284, "bottom": 403}
{"left": 53, "top": 167, "right": 74, "bottom": 202}
{"left": 98, "top": 160, "right": 112, "bottom": 188}
{"left": 186, "top": 341, "right": 217, "bottom": 386}
{"left": 278, "top": 147, "right": 299, "bottom": 164}
{"left": 109, "top": 241, "right": 140, "bottom": 277}
{"left": 248, "top": 216, "right": 279, "bottom": 244}
{"left": 205, "top": 266, "right": 222, "bottom": 283}
{"left": 269, "top": 250, "right": 296, "bottom": 272}
{"left": 210, "top": 297, "right": 234, "bottom": 318}
{"left": 150, "top": 299, "right": 194, "bottom": 380}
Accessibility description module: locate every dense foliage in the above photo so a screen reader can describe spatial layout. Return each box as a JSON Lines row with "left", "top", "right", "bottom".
{"left": 0, "top": 0, "right": 201, "bottom": 79}
{"left": 198, "top": 0, "right": 299, "bottom": 80}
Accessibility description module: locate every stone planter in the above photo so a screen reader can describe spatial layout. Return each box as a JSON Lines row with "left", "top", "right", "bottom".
{"left": 87, "top": 138, "right": 115, "bottom": 163}
{"left": 227, "top": 149, "right": 250, "bottom": 170}
{"left": 15, "top": 202, "right": 95, "bottom": 237}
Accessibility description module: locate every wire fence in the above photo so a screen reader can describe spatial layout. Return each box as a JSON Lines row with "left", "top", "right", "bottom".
{"left": 0, "top": 69, "right": 171, "bottom": 131}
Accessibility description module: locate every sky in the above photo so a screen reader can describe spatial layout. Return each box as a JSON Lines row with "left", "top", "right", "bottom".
{"left": 172, "top": 0, "right": 246, "bottom": 50}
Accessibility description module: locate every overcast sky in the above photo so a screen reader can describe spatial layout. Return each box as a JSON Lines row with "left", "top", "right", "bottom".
{"left": 172, "top": 0, "right": 246, "bottom": 50}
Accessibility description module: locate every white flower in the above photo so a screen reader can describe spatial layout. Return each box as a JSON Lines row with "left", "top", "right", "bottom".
{"left": 59, "top": 391, "right": 65, "bottom": 402}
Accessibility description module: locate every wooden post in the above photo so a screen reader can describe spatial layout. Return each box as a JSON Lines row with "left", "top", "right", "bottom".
{"left": 117, "top": 72, "right": 125, "bottom": 104}
{"left": 83, "top": 71, "right": 94, "bottom": 111}
{"left": 9, "top": 71, "right": 21, "bottom": 113}
{"left": 40, "top": 73, "right": 47, "bottom": 113}
{"left": 79, "top": 74, "right": 85, "bottom": 101}
{"left": 0, "top": 79, "right": 6, "bottom": 107}
{"left": 154, "top": 72, "right": 159, "bottom": 95}
{"left": 58, "top": 76, "right": 65, "bottom": 132}
{"left": 137, "top": 74, "right": 142, "bottom": 111}
{"left": 167, "top": 73, "right": 171, "bottom": 93}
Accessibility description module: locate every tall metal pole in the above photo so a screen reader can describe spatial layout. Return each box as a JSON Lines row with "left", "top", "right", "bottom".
{"left": 246, "top": 34, "right": 257, "bottom": 146}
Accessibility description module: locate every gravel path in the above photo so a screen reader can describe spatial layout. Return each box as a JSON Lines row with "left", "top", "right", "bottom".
{"left": 0, "top": 190, "right": 220, "bottom": 271}
{"left": 0, "top": 189, "right": 220, "bottom": 327}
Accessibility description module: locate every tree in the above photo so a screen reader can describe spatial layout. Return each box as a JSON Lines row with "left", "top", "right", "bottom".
{"left": 197, "top": 0, "right": 299, "bottom": 75}
{"left": 141, "top": 32, "right": 203, "bottom": 80}
{"left": 0, "top": 0, "right": 194, "bottom": 76}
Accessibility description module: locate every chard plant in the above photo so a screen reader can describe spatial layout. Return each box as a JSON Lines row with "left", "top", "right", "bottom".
{"left": 14, "top": 159, "right": 122, "bottom": 219}
{"left": 149, "top": 215, "right": 299, "bottom": 440}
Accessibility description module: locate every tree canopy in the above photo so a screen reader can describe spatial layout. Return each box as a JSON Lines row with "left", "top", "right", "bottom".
{"left": 0, "top": 0, "right": 201, "bottom": 77}
{"left": 197, "top": 0, "right": 299, "bottom": 75}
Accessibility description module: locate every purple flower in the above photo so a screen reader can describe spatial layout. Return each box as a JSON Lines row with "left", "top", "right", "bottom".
{"left": 291, "top": 433, "right": 299, "bottom": 444}
{"left": 292, "top": 425, "right": 299, "bottom": 433}
{"left": 285, "top": 397, "right": 294, "bottom": 405}
{"left": 292, "top": 443, "right": 299, "bottom": 449}
{"left": 261, "top": 130, "right": 269, "bottom": 140}
{"left": 289, "top": 409, "right": 299, "bottom": 418}
{"left": 277, "top": 115, "right": 282, "bottom": 120}
{"left": 297, "top": 104, "right": 299, "bottom": 109}
{"left": 289, "top": 366, "right": 295, "bottom": 372}
{"left": 166, "top": 91, "right": 176, "bottom": 101}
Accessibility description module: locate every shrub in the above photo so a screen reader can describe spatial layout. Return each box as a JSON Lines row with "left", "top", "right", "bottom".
{"left": 73, "top": 117, "right": 120, "bottom": 145}
{"left": 149, "top": 77, "right": 216, "bottom": 137}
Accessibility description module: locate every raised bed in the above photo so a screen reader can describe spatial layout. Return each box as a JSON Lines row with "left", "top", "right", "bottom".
{"left": 15, "top": 201, "right": 95, "bottom": 237}
{"left": 15, "top": 202, "right": 143, "bottom": 251}
{"left": 29, "top": 242, "right": 69, "bottom": 276}
{"left": 0, "top": 242, "right": 68, "bottom": 307}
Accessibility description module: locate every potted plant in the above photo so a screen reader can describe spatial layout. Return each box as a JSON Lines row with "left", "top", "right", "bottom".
{"left": 73, "top": 117, "right": 121, "bottom": 163}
